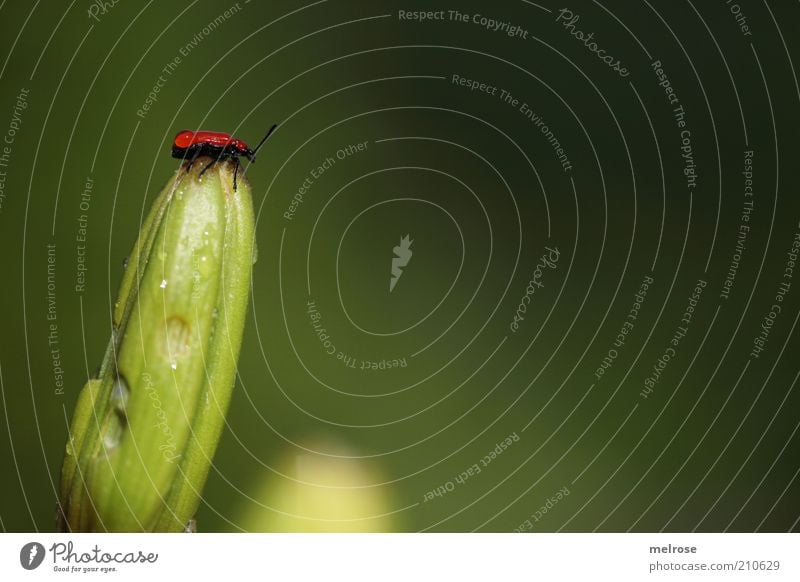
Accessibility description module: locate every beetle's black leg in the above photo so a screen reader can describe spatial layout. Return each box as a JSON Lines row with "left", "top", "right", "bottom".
{"left": 198, "top": 157, "right": 217, "bottom": 178}
{"left": 233, "top": 158, "right": 239, "bottom": 191}
{"left": 185, "top": 148, "right": 202, "bottom": 172}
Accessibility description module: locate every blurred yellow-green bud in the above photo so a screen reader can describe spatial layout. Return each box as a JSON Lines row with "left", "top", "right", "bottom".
{"left": 238, "top": 438, "right": 396, "bottom": 532}
{"left": 58, "top": 158, "right": 255, "bottom": 532}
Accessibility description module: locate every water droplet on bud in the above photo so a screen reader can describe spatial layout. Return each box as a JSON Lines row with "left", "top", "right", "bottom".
{"left": 110, "top": 376, "right": 130, "bottom": 413}
{"left": 103, "top": 376, "right": 130, "bottom": 449}
{"left": 160, "top": 279, "right": 168, "bottom": 289}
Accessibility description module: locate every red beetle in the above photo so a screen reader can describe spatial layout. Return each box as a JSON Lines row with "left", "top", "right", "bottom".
{"left": 171, "top": 124, "right": 277, "bottom": 190}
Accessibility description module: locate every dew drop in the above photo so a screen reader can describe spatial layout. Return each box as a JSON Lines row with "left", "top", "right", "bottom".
{"left": 103, "top": 424, "right": 121, "bottom": 449}
{"left": 160, "top": 279, "right": 168, "bottom": 289}
{"left": 110, "top": 376, "right": 130, "bottom": 413}
{"left": 252, "top": 243, "right": 259, "bottom": 265}
{"left": 103, "top": 376, "right": 130, "bottom": 449}
{"left": 122, "top": 256, "right": 129, "bottom": 270}
{"left": 103, "top": 434, "right": 122, "bottom": 450}
{"left": 170, "top": 361, "right": 178, "bottom": 371}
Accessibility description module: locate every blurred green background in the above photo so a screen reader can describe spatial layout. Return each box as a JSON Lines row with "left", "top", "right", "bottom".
{"left": 1, "top": 0, "right": 799, "bottom": 532}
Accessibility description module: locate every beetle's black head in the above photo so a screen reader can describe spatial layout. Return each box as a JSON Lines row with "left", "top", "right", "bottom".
{"left": 242, "top": 147, "right": 257, "bottom": 162}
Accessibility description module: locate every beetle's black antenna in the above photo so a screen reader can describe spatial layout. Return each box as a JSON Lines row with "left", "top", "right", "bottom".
{"left": 250, "top": 124, "right": 277, "bottom": 161}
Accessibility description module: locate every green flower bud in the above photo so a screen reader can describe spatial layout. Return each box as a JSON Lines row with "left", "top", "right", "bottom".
{"left": 58, "top": 158, "right": 254, "bottom": 532}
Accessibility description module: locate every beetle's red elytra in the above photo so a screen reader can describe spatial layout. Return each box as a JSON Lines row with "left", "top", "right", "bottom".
{"left": 171, "top": 124, "right": 277, "bottom": 190}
